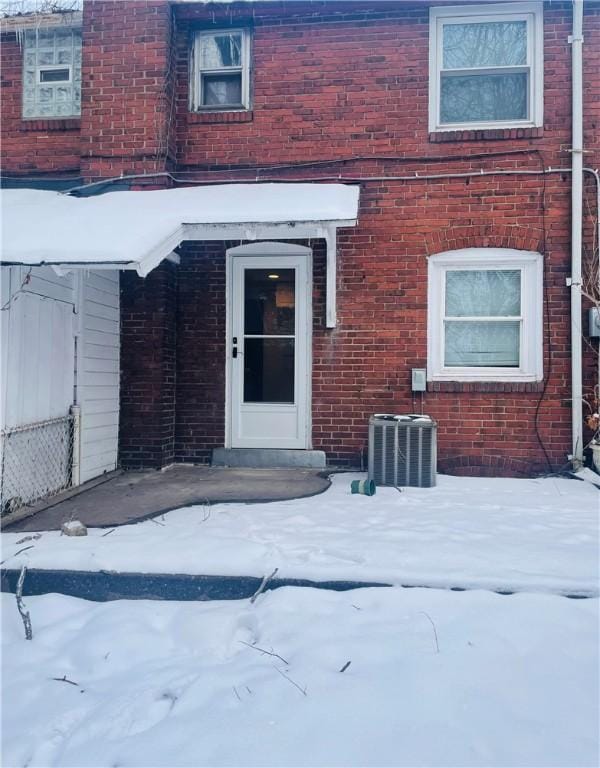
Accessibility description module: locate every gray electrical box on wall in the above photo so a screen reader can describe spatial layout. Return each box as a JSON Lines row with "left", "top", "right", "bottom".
{"left": 589, "top": 307, "right": 600, "bottom": 338}
{"left": 411, "top": 368, "right": 427, "bottom": 392}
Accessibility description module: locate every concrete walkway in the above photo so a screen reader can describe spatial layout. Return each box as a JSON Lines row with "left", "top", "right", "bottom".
{"left": 1, "top": 465, "right": 330, "bottom": 532}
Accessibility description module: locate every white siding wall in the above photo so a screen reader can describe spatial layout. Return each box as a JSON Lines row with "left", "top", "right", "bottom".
{"left": 1, "top": 266, "right": 75, "bottom": 430}
{"left": 1, "top": 266, "right": 120, "bottom": 485}
{"left": 77, "top": 270, "right": 120, "bottom": 483}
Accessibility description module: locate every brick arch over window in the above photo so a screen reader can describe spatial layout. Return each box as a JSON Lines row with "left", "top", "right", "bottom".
{"left": 424, "top": 224, "right": 544, "bottom": 257}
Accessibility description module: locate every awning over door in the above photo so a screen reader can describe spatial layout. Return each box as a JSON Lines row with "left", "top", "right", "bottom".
{"left": 1, "top": 183, "right": 359, "bottom": 327}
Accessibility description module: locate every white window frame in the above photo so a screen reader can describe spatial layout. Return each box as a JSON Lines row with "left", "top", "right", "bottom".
{"left": 191, "top": 28, "right": 251, "bottom": 112}
{"left": 428, "top": 2, "right": 544, "bottom": 132}
{"left": 427, "top": 248, "right": 543, "bottom": 382}
{"left": 38, "top": 65, "right": 72, "bottom": 85}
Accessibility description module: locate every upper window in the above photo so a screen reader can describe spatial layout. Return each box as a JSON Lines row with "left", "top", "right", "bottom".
{"left": 191, "top": 29, "right": 251, "bottom": 111}
{"left": 427, "top": 249, "right": 543, "bottom": 382}
{"left": 429, "top": 3, "right": 543, "bottom": 131}
{"left": 22, "top": 27, "right": 82, "bottom": 119}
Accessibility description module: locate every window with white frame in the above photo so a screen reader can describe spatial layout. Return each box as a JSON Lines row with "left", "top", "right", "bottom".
{"left": 22, "top": 27, "right": 82, "bottom": 119}
{"left": 427, "top": 249, "right": 543, "bottom": 381}
{"left": 192, "top": 29, "right": 250, "bottom": 111}
{"left": 429, "top": 3, "right": 543, "bottom": 131}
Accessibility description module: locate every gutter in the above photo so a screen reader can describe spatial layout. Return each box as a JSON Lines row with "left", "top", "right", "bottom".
{"left": 570, "top": 0, "right": 585, "bottom": 468}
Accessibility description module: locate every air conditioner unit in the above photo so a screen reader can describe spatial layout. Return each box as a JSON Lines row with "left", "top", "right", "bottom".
{"left": 368, "top": 414, "right": 437, "bottom": 488}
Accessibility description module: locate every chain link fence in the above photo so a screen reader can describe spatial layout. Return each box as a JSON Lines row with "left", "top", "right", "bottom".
{"left": 1, "top": 414, "right": 74, "bottom": 516}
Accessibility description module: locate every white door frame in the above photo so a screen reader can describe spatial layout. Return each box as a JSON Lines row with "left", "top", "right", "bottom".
{"left": 225, "top": 242, "right": 313, "bottom": 449}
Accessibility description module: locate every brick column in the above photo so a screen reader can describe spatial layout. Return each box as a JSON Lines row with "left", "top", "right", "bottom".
{"left": 119, "top": 263, "right": 177, "bottom": 469}
{"left": 80, "top": 0, "right": 176, "bottom": 182}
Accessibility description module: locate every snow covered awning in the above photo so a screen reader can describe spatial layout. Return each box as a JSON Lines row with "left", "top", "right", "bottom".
{"left": 1, "top": 183, "right": 359, "bottom": 327}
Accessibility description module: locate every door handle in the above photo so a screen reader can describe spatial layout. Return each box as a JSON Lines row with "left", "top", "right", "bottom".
{"left": 232, "top": 337, "right": 238, "bottom": 358}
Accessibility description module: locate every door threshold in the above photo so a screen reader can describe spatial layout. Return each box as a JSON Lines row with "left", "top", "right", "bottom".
{"left": 212, "top": 448, "right": 326, "bottom": 469}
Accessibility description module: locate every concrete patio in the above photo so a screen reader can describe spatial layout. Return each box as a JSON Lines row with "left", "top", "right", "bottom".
{"left": 0, "top": 465, "right": 331, "bottom": 532}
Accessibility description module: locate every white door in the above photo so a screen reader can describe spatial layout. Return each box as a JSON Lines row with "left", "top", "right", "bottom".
{"left": 228, "top": 245, "right": 311, "bottom": 449}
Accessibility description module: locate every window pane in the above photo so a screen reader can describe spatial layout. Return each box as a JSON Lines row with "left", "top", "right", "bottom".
{"left": 443, "top": 21, "right": 527, "bottom": 69}
{"left": 244, "top": 338, "right": 295, "bottom": 403}
{"left": 244, "top": 269, "right": 295, "bottom": 335}
{"left": 440, "top": 71, "right": 528, "bottom": 123}
{"left": 40, "top": 68, "right": 70, "bottom": 83}
{"left": 445, "top": 270, "right": 521, "bottom": 317}
{"left": 202, "top": 73, "right": 242, "bottom": 106}
{"left": 445, "top": 321, "right": 520, "bottom": 367}
{"left": 200, "top": 33, "right": 242, "bottom": 68}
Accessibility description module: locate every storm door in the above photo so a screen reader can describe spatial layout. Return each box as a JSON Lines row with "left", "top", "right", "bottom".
{"left": 229, "top": 251, "right": 310, "bottom": 448}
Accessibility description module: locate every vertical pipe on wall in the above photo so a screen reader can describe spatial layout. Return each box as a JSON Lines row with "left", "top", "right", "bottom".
{"left": 570, "top": 0, "right": 584, "bottom": 468}
{"left": 71, "top": 404, "right": 81, "bottom": 487}
{"left": 325, "top": 226, "right": 337, "bottom": 328}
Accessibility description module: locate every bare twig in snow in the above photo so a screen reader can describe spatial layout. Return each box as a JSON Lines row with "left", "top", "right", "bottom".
{"left": 275, "top": 667, "right": 307, "bottom": 696}
{"left": 232, "top": 686, "right": 241, "bottom": 701}
{"left": 1, "top": 544, "right": 35, "bottom": 564}
{"left": 196, "top": 498, "right": 211, "bottom": 523}
{"left": 15, "top": 534, "right": 41, "bottom": 545}
{"left": 419, "top": 611, "right": 440, "bottom": 653}
{"left": 149, "top": 517, "right": 165, "bottom": 527}
{"left": 101, "top": 528, "right": 116, "bottom": 537}
{"left": 339, "top": 661, "right": 352, "bottom": 673}
{"left": 160, "top": 691, "right": 178, "bottom": 711}
{"left": 245, "top": 686, "right": 252, "bottom": 695}
{"left": 239, "top": 640, "right": 289, "bottom": 666}
{"left": 51, "top": 675, "right": 79, "bottom": 687}
{"left": 16, "top": 566, "right": 32, "bottom": 640}
{"left": 250, "top": 567, "right": 279, "bottom": 603}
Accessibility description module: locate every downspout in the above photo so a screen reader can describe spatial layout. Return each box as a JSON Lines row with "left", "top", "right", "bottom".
{"left": 570, "top": 0, "right": 584, "bottom": 468}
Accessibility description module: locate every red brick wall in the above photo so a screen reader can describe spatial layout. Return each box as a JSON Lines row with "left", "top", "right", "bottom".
{"left": 0, "top": 29, "right": 81, "bottom": 175}
{"left": 2, "top": 1, "right": 599, "bottom": 475}
{"left": 120, "top": 262, "right": 177, "bottom": 469}
{"left": 80, "top": 0, "right": 176, "bottom": 181}
{"left": 168, "top": 0, "right": 598, "bottom": 475}
{"left": 174, "top": 243, "right": 228, "bottom": 464}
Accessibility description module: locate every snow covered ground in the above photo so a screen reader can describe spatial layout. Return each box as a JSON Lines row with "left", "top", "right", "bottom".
{"left": 2, "top": 473, "right": 598, "bottom": 595}
{"left": 2, "top": 587, "right": 598, "bottom": 768}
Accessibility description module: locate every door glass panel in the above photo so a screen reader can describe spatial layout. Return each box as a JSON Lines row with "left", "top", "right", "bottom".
{"left": 244, "top": 269, "right": 295, "bottom": 335}
{"left": 244, "top": 338, "right": 295, "bottom": 403}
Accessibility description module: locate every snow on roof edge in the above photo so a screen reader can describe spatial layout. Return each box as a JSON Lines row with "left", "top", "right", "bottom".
{"left": 0, "top": 183, "right": 360, "bottom": 271}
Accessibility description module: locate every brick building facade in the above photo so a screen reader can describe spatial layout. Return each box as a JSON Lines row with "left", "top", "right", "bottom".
{"left": 2, "top": 0, "right": 599, "bottom": 476}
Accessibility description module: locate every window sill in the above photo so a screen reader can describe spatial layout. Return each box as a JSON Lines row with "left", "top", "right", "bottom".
{"left": 20, "top": 118, "right": 81, "bottom": 132}
{"left": 429, "top": 126, "right": 543, "bottom": 143}
{"left": 428, "top": 380, "right": 544, "bottom": 393}
{"left": 188, "top": 110, "right": 253, "bottom": 125}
